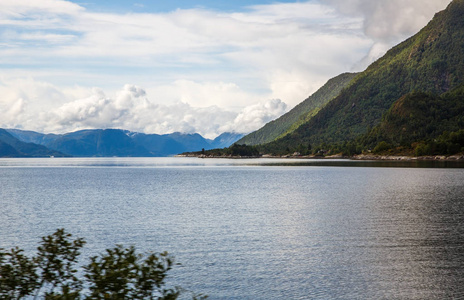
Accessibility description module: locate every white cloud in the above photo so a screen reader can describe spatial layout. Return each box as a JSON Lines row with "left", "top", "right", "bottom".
{"left": 321, "top": 0, "right": 452, "bottom": 67}
{"left": 0, "top": 77, "right": 75, "bottom": 130}
{"left": 320, "top": 0, "right": 452, "bottom": 40}
{"left": 0, "top": 0, "right": 452, "bottom": 137}
{"left": 0, "top": 0, "right": 369, "bottom": 109}
{"left": 0, "top": 81, "right": 288, "bottom": 138}
{"left": 0, "top": 0, "right": 83, "bottom": 16}
{"left": 220, "top": 99, "right": 287, "bottom": 134}
{"left": 147, "top": 80, "right": 263, "bottom": 108}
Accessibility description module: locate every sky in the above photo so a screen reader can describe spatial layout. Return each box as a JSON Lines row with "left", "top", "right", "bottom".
{"left": 0, "top": 0, "right": 452, "bottom": 138}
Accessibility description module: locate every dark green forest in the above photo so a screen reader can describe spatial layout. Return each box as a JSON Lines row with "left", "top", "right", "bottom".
{"left": 235, "top": 0, "right": 464, "bottom": 158}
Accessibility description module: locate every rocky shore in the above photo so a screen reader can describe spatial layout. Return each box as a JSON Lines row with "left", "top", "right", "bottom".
{"left": 178, "top": 153, "right": 464, "bottom": 161}
{"left": 352, "top": 154, "right": 464, "bottom": 161}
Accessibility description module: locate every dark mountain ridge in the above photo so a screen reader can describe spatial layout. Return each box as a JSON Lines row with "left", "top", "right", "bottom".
{"left": 0, "top": 129, "right": 66, "bottom": 157}
{"left": 5, "top": 128, "right": 244, "bottom": 157}
{"left": 45, "top": 129, "right": 153, "bottom": 157}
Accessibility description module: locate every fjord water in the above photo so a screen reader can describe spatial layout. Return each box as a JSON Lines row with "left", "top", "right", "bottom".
{"left": 1, "top": 158, "right": 463, "bottom": 299}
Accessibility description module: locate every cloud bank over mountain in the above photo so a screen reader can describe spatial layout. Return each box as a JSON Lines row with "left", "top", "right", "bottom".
{"left": 0, "top": 0, "right": 452, "bottom": 137}
{"left": 0, "top": 81, "right": 286, "bottom": 138}
{"left": 322, "top": 0, "right": 452, "bottom": 67}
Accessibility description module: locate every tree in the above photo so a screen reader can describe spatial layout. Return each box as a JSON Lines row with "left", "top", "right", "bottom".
{"left": 34, "top": 228, "right": 86, "bottom": 299}
{"left": 373, "top": 141, "right": 392, "bottom": 154}
{"left": 84, "top": 245, "right": 179, "bottom": 299}
{"left": 0, "top": 229, "right": 207, "bottom": 300}
{"left": 0, "top": 247, "right": 38, "bottom": 299}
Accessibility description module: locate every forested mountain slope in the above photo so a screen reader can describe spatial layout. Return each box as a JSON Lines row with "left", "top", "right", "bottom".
{"left": 357, "top": 84, "right": 464, "bottom": 155}
{"left": 238, "top": 72, "right": 357, "bottom": 145}
{"left": 260, "top": 0, "right": 464, "bottom": 153}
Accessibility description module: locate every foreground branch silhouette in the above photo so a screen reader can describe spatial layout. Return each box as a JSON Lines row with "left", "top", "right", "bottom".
{"left": 0, "top": 229, "right": 207, "bottom": 300}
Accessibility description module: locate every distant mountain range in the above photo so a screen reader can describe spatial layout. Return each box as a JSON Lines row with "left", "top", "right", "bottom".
{"left": 0, "top": 129, "right": 66, "bottom": 158}
{"left": 238, "top": 0, "right": 464, "bottom": 156}
{"left": 0, "top": 128, "right": 244, "bottom": 157}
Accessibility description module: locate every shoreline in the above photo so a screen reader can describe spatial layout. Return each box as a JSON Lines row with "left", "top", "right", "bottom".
{"left": 352, "top": 154, "right": 464, "bottom": 161}
{"left": 177, "top": 153, "right": 464, "bottom": 161}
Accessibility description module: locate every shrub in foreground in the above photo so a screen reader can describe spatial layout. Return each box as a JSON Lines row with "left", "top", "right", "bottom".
{"left": 0, "top": 229, "right": 207, "bottom": 300}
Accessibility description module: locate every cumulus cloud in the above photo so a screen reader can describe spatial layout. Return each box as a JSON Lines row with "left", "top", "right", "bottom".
{"left": 0, "top": 77, "right": 76, "bottom": 130}
{"left": 0, "top": 81, "right": 287, "bottom": 138}
{"left": 220, "top": 99, "right": 287, "bottom": 134}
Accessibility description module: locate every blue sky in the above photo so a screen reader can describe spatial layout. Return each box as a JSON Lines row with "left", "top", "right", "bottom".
{"left": 0, "top": 0, "right": 452, "bottom": 137}
{"left": 77, "top": 0, "right": 300, "bottom": 12}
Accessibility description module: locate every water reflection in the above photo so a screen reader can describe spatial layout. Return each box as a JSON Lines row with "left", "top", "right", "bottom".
{"left": 1, "top": 160, "right": 463, "bottom": 299}
{"left": 242, "top": 167, "right": 464, "bottom": 299}
{"left": 0, "top": 157, "right": 464, "bottom": 168}
{"left": 335, "top": 169, "right": 464, "bottom": 299}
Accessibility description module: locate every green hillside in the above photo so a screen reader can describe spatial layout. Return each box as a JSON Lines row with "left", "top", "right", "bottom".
{"left": 237, "top": 72, "right": 357, "bottom": 145}
{"left": 363, "top": 85, "right": 464, "bottom": 146}
{"left": 259, "top": 0, "right": 464, "bottom": 154}
{"left": 354, "top": 83, "right": 464, "bottom": 155}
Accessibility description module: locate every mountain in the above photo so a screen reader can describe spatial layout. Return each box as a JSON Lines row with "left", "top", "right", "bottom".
{"left": 165, "top": 132, "right": 214, "bottom": 153}
{"left": 258, "top": 0, "right": 464, "bottom": 154}
{"left": 0, "top": 140, "right": 21, "bottom": 157}
{"left": 0, "top": 129, "right": 66, "bottom": 157}
{"left": 7, "top": 129, "right": 243, "bottom": 157}
{"left": 211, "top": 132, "right": 245, "bottom": 148}
{"left": 6, "top": 129, "right": 60, "bottom": 145}
{"left": 237, "top": 72, "right": 357, "bottom": 145}
{"left": 357, "top": 83, "right": 464, "bottom": 155}
{"left": 45, "top": 129, "right": 153, "bottom": 157}
{"left": 130, "top": 132, "right": 209, "bottom": 156}
{"left": 130, "top": 132, "right": 243, "bottom": 156}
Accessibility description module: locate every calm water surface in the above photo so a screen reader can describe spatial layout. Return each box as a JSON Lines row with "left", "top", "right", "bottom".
{"left": 1, "top": 157, "right": 463, "bottom": 299}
